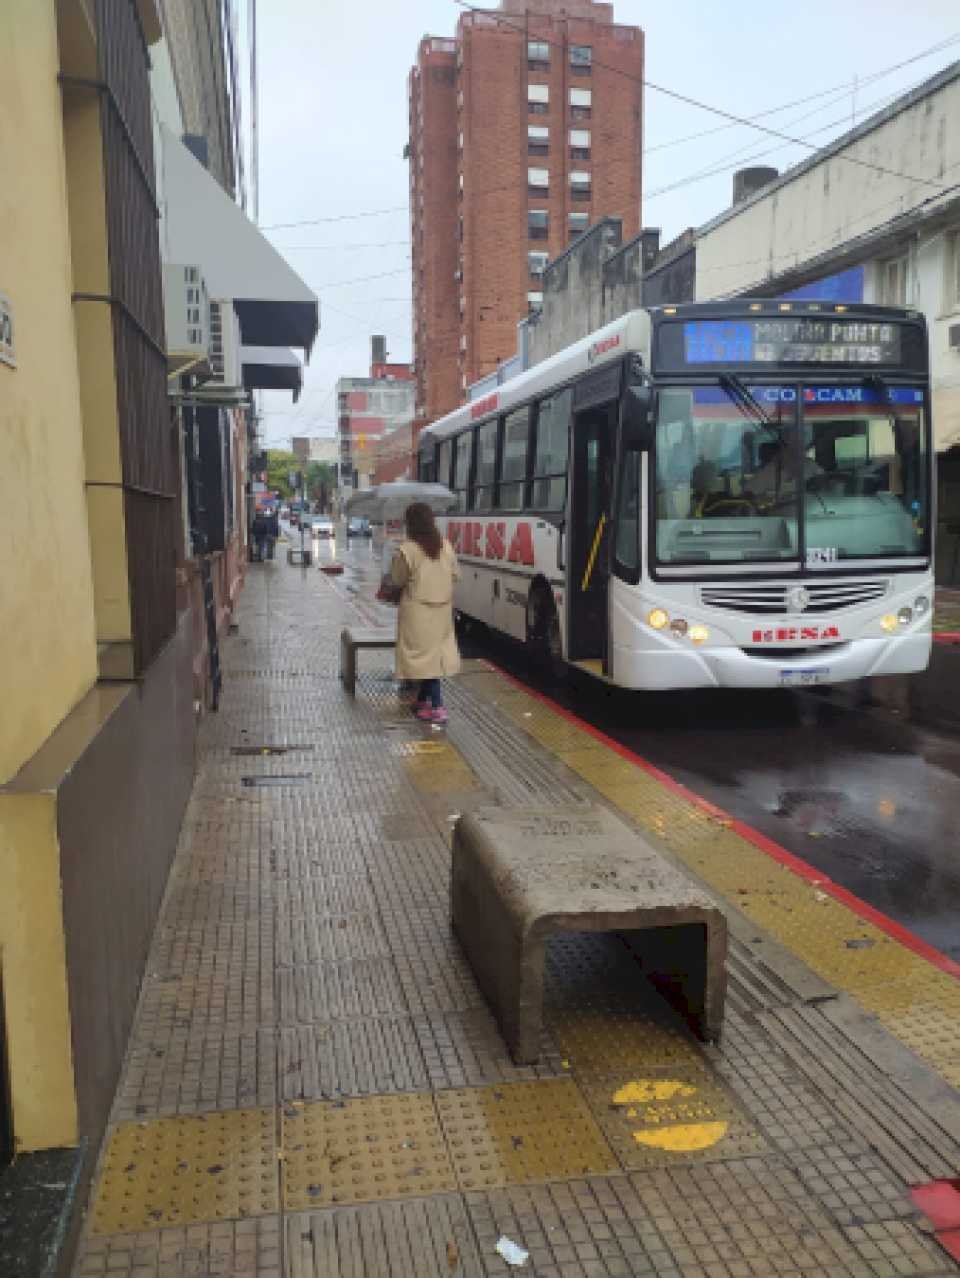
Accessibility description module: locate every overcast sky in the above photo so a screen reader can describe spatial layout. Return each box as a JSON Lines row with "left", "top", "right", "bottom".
{"left": 251, "top": 0, "right": 959, "bottom": 448}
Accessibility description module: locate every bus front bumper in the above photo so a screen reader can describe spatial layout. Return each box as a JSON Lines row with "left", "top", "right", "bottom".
{"left": 611, "top": 631, "right": 932, "bottom": 691}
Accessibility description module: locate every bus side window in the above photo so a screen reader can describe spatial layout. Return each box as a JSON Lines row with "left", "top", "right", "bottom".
{"left": 453, "top": 431, "right": 473, "bottom": 512}
{"left": 500, "top": 407, "right": 530, "bottom": 510}
{"left": 614, "top": 446, "right": 641, "bottom": 583}
{"left": 474, "top": 418, "right": 498, "bottom": 511}
{"left": 532, "top": 388, "right": 571, "bottom": 510}
{"left": 438, "top": 439, "right": 453, "bottom": 490}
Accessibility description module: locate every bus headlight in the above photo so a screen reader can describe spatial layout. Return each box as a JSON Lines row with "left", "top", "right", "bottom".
{"left": 880, "top": 614, "right": 898, "bottom": 633}
{"left": 914, "top": 595, "right": 930, "bottom": 615}
{"left": 897, "top": 607, "right": 913, "bottom": 626}
{"left": 648, "top": 608, "right": 669, "bottom": 630}
{"left": 670, "top": 618, "right": 689, "bottom": 637}
{"left": 688, "top": 624, "right": 710, "bottom": 645}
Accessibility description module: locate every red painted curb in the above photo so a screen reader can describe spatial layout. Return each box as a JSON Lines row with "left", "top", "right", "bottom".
{"left": 486, "top": 661, "right": 960, "bottom": 982}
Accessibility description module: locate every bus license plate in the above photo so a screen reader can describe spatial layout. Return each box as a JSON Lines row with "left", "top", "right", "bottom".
{"left": 779, "top": 668, "right": 829, "bottom": 688}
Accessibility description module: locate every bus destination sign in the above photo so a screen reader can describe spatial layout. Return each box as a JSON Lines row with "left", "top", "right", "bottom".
{"left": 683, "top": 318, "right": 902, "bottom": 366}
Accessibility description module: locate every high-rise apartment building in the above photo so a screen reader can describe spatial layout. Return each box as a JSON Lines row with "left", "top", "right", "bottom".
{"left": 408, "top": 0, "right": 643, "bottom": 423}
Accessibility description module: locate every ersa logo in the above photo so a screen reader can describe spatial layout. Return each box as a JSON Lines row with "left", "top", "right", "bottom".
{"left": 587, "top": 333, "right": 621, "bottom": 365}
{"left": 447, "top": 520, "right": 535, "bottom": 566}
{"left": 751, "top": 625, "right": 840, "bottom": 643}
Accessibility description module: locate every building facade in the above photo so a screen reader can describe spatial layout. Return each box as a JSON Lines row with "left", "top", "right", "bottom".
{"left": 337, "top": 338, "right": 415, "bottom": 492}
{"left": 693, "top": 62, "right": 960, "bottom": 581}
{"left": 408, "top": 0, "right": 643, "bottom": 424}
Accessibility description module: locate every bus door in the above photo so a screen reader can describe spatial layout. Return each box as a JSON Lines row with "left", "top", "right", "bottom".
{"left": 567, "top": 398, "right": 616, "bottom": 666}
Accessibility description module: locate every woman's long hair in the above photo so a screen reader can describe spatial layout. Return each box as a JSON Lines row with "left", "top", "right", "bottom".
{"left": 405, "top": 502, "right": 443, "bottom": 560}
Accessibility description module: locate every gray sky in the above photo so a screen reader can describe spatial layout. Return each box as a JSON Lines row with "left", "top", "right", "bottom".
{"left": 253, "top": 0, "right": 959, "bottom": 447}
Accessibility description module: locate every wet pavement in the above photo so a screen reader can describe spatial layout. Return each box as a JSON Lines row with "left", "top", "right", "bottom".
{"left": 326, "top": 527, "right": 960, "bottom": 965}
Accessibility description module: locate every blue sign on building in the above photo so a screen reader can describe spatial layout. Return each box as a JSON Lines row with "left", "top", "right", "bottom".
{"left": 780, "top": 265, "right": 864, "bottom": 304}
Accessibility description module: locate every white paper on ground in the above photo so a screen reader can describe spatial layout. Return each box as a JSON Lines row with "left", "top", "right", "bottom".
{"left": 494, "top": 1236, "right": 529, "bottom": 1266}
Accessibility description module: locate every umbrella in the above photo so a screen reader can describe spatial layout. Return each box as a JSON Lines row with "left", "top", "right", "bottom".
{"left": 344, "top": 482, "right": 457, "bottom": 522}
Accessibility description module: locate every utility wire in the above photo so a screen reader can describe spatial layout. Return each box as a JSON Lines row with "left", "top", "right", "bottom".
{"left": 260, "top": 206, "right": 408, "bottom": 230}
{"left": 452, "top": 0, "right": 955, "bottom": 192}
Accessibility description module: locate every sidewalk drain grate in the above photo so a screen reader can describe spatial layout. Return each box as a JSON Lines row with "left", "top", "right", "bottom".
{"left": 241, "top": 774, "right": 313, "bottom": 787}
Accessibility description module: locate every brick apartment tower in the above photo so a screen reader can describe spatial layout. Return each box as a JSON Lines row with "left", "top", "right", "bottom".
{"left": 408, "top": 0, "right": 643, "bottom": 424}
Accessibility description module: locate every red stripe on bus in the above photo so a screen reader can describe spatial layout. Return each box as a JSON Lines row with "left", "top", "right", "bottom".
{"left": 933, "top": 631, "right": 960, "bottom": 645}
{"left": 486, "top": 661, "right": 960, "bottom": 981}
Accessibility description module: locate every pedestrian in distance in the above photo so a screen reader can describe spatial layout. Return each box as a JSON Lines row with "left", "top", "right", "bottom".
{"left": 251, "top": 511, "right": 268, "bottom": 562}
{"left": 390, "top": 502, "right": 460, "bottom": 725}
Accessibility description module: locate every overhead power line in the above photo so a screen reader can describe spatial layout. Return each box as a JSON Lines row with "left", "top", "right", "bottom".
{"left": 452, "top": 1, "right": 955, "bottom": 193}
{"left": 260, "top": 206, "right": 408, "bottom": 231}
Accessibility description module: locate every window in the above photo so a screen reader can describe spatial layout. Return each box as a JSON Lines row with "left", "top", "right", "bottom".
{"left": 570, "top": 86, "right": 592, "bottom": 120}
{"left": 570, "top": 170, "right": 591, "bottom": 200}
{"left": 614, "top": 446, "right": 640, "bottom": 581}
{"left": 528, "top": 251, "right": 549, "bottom": 278}
{"left": 528, "top": 208, "right": 549, "bottom": 240}
{"left": 452, "top": 431, "right": 472, "bottom": 510}
{"left": 570, "top": 44, "right": 592, "bottom": 71}
{"left": 528, "top": 83, "right": 549, "bottom": 115}
{"left": 569, "top": 212, "right": 589, "bottom": 235}
{"left": 947, "top": 229, "right": 960, "bottom": 310}
{"left": 532, "top": 389, "right": 571, "bottom": 509}
{"left": 528, "top": 291, "right": 544, "bottom": 314}
{"left": 473, "top": 418, "right": 498, "bottom": 511}
{"left": 419, "top": 450, "right": 437, "bottom": 485}
{"left": 528, "top": 166, "right": 549, "bottom": 193}
{"left": 528, "top": 124, "right": 549, "bottom": 156}
{"left": 500, "top": 407, "right": 530, "bottom": 510}
{"left": 878, "top": 255, "right": 908, "bottom": 306}
{"left": 437, "top": 439, "right": 452, "bottom": 488}
{"left": 527, "top": 39, "right": 550, "bottom": 65}
{"left": 569, "top": 128, "right": 591, "bottom": 161}
{"left": 457, "top": 131, "right": 464, "bottom": 150}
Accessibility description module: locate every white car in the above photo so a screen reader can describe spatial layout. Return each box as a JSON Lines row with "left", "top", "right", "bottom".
{"left": 310, "top": 516, "right": 334, "bottom": 538}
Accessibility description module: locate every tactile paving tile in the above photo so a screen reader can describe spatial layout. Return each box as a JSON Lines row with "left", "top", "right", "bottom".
{"left": 412, "top": 1009, "right": 569, "bottom": 1090}
{"left": 74, "top": 1216, "right": 282, "bottom": 1277}
{"left": 91, "top": 1109, "right": 279, "bottom": 1234}
{"left": 435, "top": 1079, "right": 618, "bottom": 1191}
{"left": 284, "top": 1196, "right": 484, "bottom": 1277}
{"left": 548, "top": 1003, "right": 713, "bottom": 1079}
{"left": 281, "top": 1093, "right": 456, "bottom": 1209}
{"left": 278, "top": 1020, "right": 431, "bottom": 1100}
{"left": 578, "top": 1068, "right": 767, "bottom": 1171}
{"left": 278, "top": 958, "right": 409, "bottom": 1024}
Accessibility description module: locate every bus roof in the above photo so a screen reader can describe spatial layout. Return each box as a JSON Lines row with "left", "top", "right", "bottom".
{"left": 419, "top": 309, "right": 652, "bottom": 447}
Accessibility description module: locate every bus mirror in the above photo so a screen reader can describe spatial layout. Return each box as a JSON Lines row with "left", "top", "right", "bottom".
{"left": 623, "top": 384, "right": 657, "bottom": 447}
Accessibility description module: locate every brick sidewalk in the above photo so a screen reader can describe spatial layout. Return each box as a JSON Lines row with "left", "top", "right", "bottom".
{"left": 72, "top": 557, "right": 960, "bottom": 1276}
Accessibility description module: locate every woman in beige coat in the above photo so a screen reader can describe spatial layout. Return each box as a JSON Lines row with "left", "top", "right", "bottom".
{"left": 391, "top": 502, "right": 460, "bottom": 723}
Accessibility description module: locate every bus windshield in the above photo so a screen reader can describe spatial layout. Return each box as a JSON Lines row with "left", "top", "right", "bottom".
{"left": 654, "top": 383, "right": 928, "bottom": 565}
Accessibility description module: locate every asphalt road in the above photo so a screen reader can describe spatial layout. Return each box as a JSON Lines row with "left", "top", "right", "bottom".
{"left": 303, "top": 527, "right": 960, "bottom": 965}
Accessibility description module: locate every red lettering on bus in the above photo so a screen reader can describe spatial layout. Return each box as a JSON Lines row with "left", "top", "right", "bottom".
{"left": 485, "top": 522, "right": 506, "bottom": 560}
{"left": 470, "top": 393, "right": 499, "bottom": 421}
{"left": 447, "top": 521, "right": 462, "bottom": 551}
{"left": 464, "top": 522, "right": 483, "bottom": 556}
{"left": 507, "top": 523, "right": 535, "bottom": 566}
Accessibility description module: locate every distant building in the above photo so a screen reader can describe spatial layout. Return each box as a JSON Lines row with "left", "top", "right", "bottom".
{"left": 337, "top": 337, "right": 414, "bottom": 491}
{"left": 408, "top": 0, "right": 643, "bottom": 423}
{"left": 292, "top": 436, "right": 338, "bottom": 465}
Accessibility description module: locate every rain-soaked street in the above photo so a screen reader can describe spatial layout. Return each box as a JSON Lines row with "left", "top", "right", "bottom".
{"left": 323, "top": 527, "right": 960, "bottom": 965}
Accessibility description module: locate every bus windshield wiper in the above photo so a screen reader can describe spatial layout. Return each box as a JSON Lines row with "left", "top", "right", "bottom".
{"left": 718, "top": 373, "right": 775, "bottom": 428}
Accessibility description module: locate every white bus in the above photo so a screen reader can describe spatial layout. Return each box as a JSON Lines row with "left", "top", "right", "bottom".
{"left": 417, "top": 302, "right": 933, "bottom": 690}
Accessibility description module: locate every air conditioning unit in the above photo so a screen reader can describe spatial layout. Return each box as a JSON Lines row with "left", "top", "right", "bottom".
{"left": 205, "top": 299, "right": 243, "bottom": 390}
{"left": 163, "top": 264, "right": 211, "bottom": 377}
{"left": 949, "top": 323, "right": 960, "bottom": 351}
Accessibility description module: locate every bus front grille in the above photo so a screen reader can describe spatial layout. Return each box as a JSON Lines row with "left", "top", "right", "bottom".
{"left": 700, "top": 580, "right": 889, "bottom": 616}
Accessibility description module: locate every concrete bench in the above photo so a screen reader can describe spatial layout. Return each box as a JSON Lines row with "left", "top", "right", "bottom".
{"left": 451, "top": 805, "right": 727, "bottom": 1064}
{"left": 339, "top": 626, "right": 396, "bottom": 695}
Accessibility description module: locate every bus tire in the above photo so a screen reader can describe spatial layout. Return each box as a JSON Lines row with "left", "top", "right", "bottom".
{"left": 527, "top": 586, "right": 565, "bottom": 683}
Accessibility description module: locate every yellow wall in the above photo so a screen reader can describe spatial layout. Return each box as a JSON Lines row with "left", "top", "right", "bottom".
{"left": 0, "top": 2, "right": 97, "bottom": 785}
{"left": 0, "top": 794, "right": 78, "bottom": 1149}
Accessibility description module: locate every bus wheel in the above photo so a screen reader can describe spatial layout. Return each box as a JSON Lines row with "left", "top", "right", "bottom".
{"left": 527, "top": 587, "right": 565, "bottom": 683}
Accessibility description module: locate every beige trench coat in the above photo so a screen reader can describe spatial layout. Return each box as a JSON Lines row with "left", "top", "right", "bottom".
{"left": 391, "top": 539, "right": 461, "bottom": 680}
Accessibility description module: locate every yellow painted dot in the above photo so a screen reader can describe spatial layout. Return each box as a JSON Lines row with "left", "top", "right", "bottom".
{"left": 613, "top": 1080, "right": 696, "bottom": 1105}
{"left": 632, "top": 1121, "right": 728, "bottom": 1152}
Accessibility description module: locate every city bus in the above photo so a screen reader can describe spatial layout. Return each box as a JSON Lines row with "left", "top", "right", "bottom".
{"left": 416, "top": 302, "right": 933, "bottom": 689}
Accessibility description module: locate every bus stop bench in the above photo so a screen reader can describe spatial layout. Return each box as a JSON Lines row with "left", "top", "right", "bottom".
{"left": 451, "top": 805, "right": 727, "bottom": 1065}
{"left": 339, "top": 627, "right": 396, "bottom": 695}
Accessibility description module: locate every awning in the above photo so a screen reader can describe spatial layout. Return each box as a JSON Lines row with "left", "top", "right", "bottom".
{"left": 160, "top": 126, "right": 319, "bottom": 354}
{"left": 242, "top": 347, "right": 303, "bottom": 401}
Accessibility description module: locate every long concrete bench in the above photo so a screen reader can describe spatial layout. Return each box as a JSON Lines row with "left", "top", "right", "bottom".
{"left": 451, "top": 805, "right": 727, "bottom": 1064}
{"left": 339, "top": 626, "right": 396, "bottom": 695}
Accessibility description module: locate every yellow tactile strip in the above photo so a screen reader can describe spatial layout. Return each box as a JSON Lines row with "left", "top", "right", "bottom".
{"left": 91, "top": 1108, "right": 279, "bottom": 1235}
{"left": 463, "top": 668, "right": 960, "bottom": 1089}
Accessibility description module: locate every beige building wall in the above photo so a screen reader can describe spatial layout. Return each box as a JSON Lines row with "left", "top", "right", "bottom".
{"left": 0, "top": 2, "right": 98, "bottom": 786}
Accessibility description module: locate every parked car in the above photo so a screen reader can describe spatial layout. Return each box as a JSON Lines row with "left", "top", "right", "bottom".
{"left": 346, "top": 517, "right": 371, "bottom": 538}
